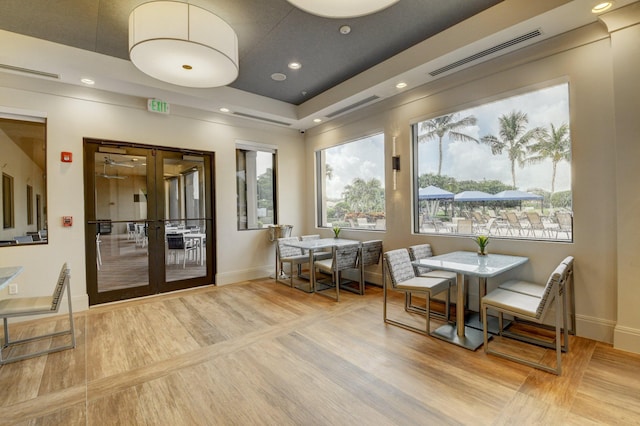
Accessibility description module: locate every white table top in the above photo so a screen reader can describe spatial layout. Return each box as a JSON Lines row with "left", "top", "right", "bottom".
{"left": 413, "top": 251, "right": 528, "bottom": 277}
{"left": 284, "top": 238, "right": 360, "bottom": 250}
{"left": 0, "top": 266, "right": 24, "bottom": 290}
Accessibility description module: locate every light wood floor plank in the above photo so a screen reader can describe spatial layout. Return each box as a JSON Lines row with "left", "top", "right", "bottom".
{"left": 0, "top": 278, "right": 639, "bottom": 425}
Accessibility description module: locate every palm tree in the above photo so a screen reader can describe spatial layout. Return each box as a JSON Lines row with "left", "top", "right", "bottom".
{"left": 527, "top": 123, "right": 571, "bottom": 193}
{"left": 418, "top": 113, "right": 478, "bottom": 175}
{"left": 480, "top": 110, "right": 543, "bottom": 188}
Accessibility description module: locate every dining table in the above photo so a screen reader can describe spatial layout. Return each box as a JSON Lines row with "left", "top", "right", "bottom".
{"left": 412, "top": 251, "right": 528, "bottom": 350}
{"left": 0, "top": 266, "right": 24, "bottom": 291}
{"left": 283, "top": 238, "right": 360, "bottom": 295}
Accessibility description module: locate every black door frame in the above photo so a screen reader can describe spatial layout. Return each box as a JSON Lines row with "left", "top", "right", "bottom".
{"left": 83, "top": 138, "right": 216, "bottom": 305}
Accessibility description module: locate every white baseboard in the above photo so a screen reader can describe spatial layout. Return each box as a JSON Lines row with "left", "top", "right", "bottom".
{"left": 613, "top": 324, "right": 640, "bottom": 354}
{"left": 216, "top": 266, "right": 272, "bottom": 285}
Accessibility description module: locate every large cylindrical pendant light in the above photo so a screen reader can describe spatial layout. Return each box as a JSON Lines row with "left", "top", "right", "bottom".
{"left": 287, "top": 0, "right": 399, "bottom": 18}
{"left": 129, "top": 1, "right": 238, "bottom": 88}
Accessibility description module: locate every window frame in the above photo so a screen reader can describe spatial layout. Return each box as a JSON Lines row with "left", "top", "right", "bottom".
{"left": 235, "top": 141, "right": 278, "bottom": 231}
{"left": 315, "top": 132, "right": 386, "bottom": 231}
{"left": 411, "top": 82, "right": 572, "bottom": 243}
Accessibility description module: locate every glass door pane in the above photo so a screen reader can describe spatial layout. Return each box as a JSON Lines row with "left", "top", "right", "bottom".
{"left": 94, "top": 150, "right": 151, "bottom": 293}
{"left": 162, "top": 153, "right": 208, "bottom": 283}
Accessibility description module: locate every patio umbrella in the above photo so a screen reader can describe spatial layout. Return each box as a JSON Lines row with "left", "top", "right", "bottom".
{"left": 454, "top": 190, "right": 495, "bottom": 214}
{"left": 494, "top": 190, "right": 543, "bottom": 212}
{"left": 418, "top": 185, "right": 454, "bottom": 217}
{"left": 493, "top": 190, "right": 543, "bottom": 201}
{"left": 418, "top": 185, "right": 454, "bottom": 200}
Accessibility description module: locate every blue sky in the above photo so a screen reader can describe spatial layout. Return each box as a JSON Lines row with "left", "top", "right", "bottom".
{"left": 417, "top": 83, "right": 571, "bottom": 193}
{"left": 321, "top": 83, "right": 571, "bottom": 200}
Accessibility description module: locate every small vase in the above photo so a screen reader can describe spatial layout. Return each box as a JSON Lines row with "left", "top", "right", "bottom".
{"left": 477, "top": 250, "right": 487, "bottom": 256}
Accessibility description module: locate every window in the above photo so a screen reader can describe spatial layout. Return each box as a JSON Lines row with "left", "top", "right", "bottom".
{"left": 236, "top": 144, "right": 276, "bottom": 230}
{"left": 0, "top": 114, "right": 47, "bottom": 245}
{"left": 2, "top": 174, "right": 14, "bottom": 229}
{"left": 413, "top": 83, "right": 572, "bottom": 241}
{"left": 316, "top": 133, "right": 386, "bottom": 230}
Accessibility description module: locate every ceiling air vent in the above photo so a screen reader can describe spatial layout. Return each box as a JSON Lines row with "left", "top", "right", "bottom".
{"left": 0, "top": 64, "right": 60, "bottom": 79}
{"left": 326, "top": 95, "right": 380, "bottom": 118}
{"left": 429, "top": 29, "right": 543, "bottom": 77}
{"left": 232, "top": 112, "right": 291, "bottom": 126}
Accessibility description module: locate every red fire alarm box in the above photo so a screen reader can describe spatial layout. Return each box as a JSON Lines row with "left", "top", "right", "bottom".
{"left": 62, "top": 216, "right": 73, "bottom": 227}
{"left": 61, "top": 152, "right": 72, "bottom": 162}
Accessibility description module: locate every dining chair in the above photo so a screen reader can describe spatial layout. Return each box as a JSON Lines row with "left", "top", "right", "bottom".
{"left": 0, "top": 263, "right": 76, "bottom": 365}
{"left": 275, "top": 236, "right": 309, "bottom": 287}
{"left": 166, "top": 233, "right": 197, "bottom": 268}
{"left": 383, "top": 249, "right": 452, "bottom": 335}
{"left": 353, "top": 240, "right": 383, "bottom": 295}
{"left": 497, "top": 256, "right": 574, "bottom": 352}
{"left": 481, "top": 259, "right": 570, "bottom": 374}
{"left": 314, "top": 243, "right": 360, "bottom": 301}
{"left": 407, "top": 244, "right": 456, "bottom": 321}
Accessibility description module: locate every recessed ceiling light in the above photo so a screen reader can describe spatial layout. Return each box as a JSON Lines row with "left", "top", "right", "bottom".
{"left": 81, "top": 78, "right": 95, "bottom": 85}
{"left": 271, "top": 73, "right": 287, "bottom": 81}
{"left": 313, "top": 118, "right": 322, "bottom": 123}
{"left": 288, "top": 62, "right": 302, "bottom": 70}
{"left": 396, "top": 82, "right": 407, "bottom": 89}
{"left": 339, "top": 25, "right": 351, "bottom": 35}
{"left": 219, "top": 107, "right": 230, "bottom": 113}
{"left": 592, "top": 1, "right": 613, "bottom": 13}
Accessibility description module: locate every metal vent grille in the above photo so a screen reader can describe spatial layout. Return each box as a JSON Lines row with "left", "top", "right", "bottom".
{"left": 429, "top": 29, "right": 543, "bottom": 77}
{"left": 326, "top": 95, "right": 380, "bottom": 118}
{"left": 0, "top": 64, "right": 60, "bottom": 79}
{"left": 232, "top": 112, "right": 291, "bottom": 126}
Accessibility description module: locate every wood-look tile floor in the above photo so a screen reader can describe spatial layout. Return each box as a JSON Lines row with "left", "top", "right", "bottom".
{"left": 1, "top": 279, "right": 639, "bottom": 425}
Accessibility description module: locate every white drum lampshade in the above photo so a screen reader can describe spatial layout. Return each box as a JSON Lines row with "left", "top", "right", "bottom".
{"left": 287, "top": 0, "right": 399, "bottom": 18}
{"left": 129, "top": 1, "right": 238, "bottom": 88}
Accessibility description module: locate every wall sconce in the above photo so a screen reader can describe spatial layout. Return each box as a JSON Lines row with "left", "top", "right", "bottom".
{"left": 392, "top": 136, "right": 399, "bottom": 190}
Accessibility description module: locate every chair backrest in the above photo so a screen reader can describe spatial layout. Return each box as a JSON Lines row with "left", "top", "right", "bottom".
{"left": 14, "top": 235, "right": 34, "bottom": 244}
{"left": 506, "top": 212, "right": 522, "bottom": 228}
{"left": 535, "top": 261, "right": 568, "bottom": 320}
{"left": 167, "top": 233, "right": 185, "bottom": 250}
{"left": 559, "top": 256, "right": 574, "bottom": 296}
{"left": 556, "top": 212, "right": 572, "bottom": 230}
{"left": 526, "top": 212, "right": 544, "bottom": 229}
{"left": 384, "top": 249, "right": 415, "bottom": 287}
{"left": 277, "top": 236, "right": 303, "bottom": 258}
{"left": 408, "top": 244, "right": 433, "bottom": 275}
{"left": 300, "top": 234, "right": 320, "bottom": 254}
{"left": 331, "top": 243, "right": 360, "bottom": 271}
{"left": 457, "top": 219, "right": 473, "bottom": 234}
{"left": 472, "top": 211, "right": 486, "bottom": 224}
{"left": 51, "top": 263, "right": 71, "bottom": 313}
{"left": 26, "top": 231, "right": 41, "bottom": 241}
{"left": 360, "top": 240, "right": 382, "bottom": 267}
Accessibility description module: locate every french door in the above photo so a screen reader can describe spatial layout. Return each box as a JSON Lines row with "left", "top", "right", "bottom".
{"left": 84, "top": 139, "right": 215, "bottom": 305}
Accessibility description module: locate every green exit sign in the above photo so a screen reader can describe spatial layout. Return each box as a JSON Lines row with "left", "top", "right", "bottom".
{"left": 147, "top": 99, "right": 170, "bottom": 114}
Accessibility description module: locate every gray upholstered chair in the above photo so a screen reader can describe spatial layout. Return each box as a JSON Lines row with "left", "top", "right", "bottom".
{"left": 383, "top": 249, "right": 452, "bottom": 335}
{"left": 275, "top": 236, "right": 309, "bottom": 287}
{"left": 354, "top": 240, "right": 383, "bottom": 295}
{"left": 166, "top": 233, "right": 197, "bottom": 268}
{"left": 481, "top": 260, "right": 570, "bottom": 375}
{"left": 407, "top": 244, "right": 456, "bottom": 321}
{"left": 496, "top": 256, "right": 574, "bottom": 353}
{"left": 0, "top": 263, "right": 76, "bottom": 364}
{"left": 314, "top": 243, "right": 360, "bottom": 301}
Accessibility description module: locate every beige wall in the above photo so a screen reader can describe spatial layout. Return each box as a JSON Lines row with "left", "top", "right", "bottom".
{"left": 0, "top": 79, "right": 305, "bottom": 311}
{"left": 303, "top": 18, "right": 639, "bottom": 352}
